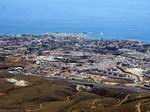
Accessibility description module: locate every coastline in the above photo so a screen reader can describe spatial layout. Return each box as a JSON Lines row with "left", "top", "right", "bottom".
{"left": 0, "top": 32, "right": 150, "bottom": 43}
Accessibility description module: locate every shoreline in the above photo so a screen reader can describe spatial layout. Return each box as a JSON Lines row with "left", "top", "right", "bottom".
{"left": 0, "top": 32, "right": 149, "bottom": 43}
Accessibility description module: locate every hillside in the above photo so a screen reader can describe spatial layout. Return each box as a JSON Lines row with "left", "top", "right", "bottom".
{"left": 0, "top": 71, "right": 149, "bottom": 112}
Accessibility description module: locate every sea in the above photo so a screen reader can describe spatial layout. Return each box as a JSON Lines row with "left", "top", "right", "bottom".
{"left": 0, "top": 0, "right": 150, "bottom": 42}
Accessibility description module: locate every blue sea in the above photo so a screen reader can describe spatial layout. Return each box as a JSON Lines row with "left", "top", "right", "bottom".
{"left": 0, "top": 0, "right": 150, "bottom": 42}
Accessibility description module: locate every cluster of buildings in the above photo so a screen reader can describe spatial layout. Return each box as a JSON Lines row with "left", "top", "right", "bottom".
{"left": 0, "top": 33, "right": 149, "bottom": 90}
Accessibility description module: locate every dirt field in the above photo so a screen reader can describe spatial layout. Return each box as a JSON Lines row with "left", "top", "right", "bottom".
{"left": 0, "top": 71, "right": 149, "bottom": 112}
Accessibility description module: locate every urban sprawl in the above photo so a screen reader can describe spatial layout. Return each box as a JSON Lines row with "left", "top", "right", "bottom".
{"left": 0, "top": 33, "right": 150, "bottom": 91}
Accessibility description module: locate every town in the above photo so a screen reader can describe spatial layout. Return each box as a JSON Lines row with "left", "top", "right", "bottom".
{"left": 0, "top": 33, "right": 150, "bottom": 91}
